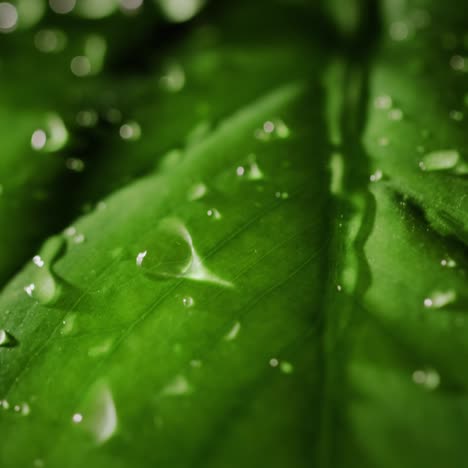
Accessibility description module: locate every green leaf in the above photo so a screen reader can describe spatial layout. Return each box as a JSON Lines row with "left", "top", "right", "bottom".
{"left": 1, "top": 0, "right": 468, "bottom": 467}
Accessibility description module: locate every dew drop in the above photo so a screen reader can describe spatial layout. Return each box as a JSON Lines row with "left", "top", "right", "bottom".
{"left": 161, "top": 375, "right": 192, "bottom": 396}
{"left": 136, "top": 218, "right": 232, "bottom": 287}
{"left": 412, "top": 368, "right": 440, "bottom": 390}
{"left": 187, "top": 182, "right": 207, "bottom": 201}
{"left": 419, "top": 150, "right": 460, "bottom": 171}
{"left": 136, "top": 250, "right": 147, "bottom": 266}
{"left": 0, "top": 329, "right": 17, "bottom": 348}
{"left": 159, "top": 61, "right": 185, "bottom": 92}
{"left": 280, "top": 361, "right": 294, "bottom": 374}
{"left": 369, "top": 169, "right": 383, "bottom": 182}
{"left": 31, "top": 114, "right": 68, "bottom": 153}
{"left": 423, "top": 289, "right": 457, "bottom": 309}
{"left": 74, "top": 381, "right": 117, "bottom": 445}
{"left": 388, "top": 108, "right": 403, "bottom": 121}
{"left": 374, "top": 95, "right": 392, "bottom": 109}
{"left": 25, "top": 236, "right": 66, "bottom": 305}
{"left": 207, "top": 208, "right": 221, "bottom": 219}
{"left": 269, "top": 358, "right": 279, "bottom": 367}
{"left": 441, "top": 257, "right": 457, "bottom": 268}
{"left": 224, "top": 321, "right": 241, "bottom": 341}
{"left": 255, "top": 118, "right": 290, "bottom": 141}
{"left": 119, "top": 121, "right": 141, "bottom": 141}
{"left": 182, "top": 296, "right": 194, "bottom": 308}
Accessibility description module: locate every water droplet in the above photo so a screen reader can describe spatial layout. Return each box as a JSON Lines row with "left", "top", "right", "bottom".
{"left": 224, "top": 321, "right": 241, "bottom": 341}
{"left": 60, "top": 313, "right": 76, "bottom": 336}
{"left": 0, "top": 329, "right": 17, "bottom": 348}
{"left": 207, "top": 208, "right": 221, "bottom": 219}
{"left": 74, "top": 381, "right": 117, "bottom": 444}
{"left": 269, "top": 358, "right": 279, "bottom": 367}
{"left": 450, "top": 55, "right": 465, "bottom": 71}
{"left": 412, "top": 368, "right": 440, "bottom": 390}
{"left": 73, "top": 233, "right": 86, "bottom": 244}
{"left": 88, "top": 339, "right": 113, "bottom": 358}
{"left": 187, "top": 182, "right": 207, "bottom": 201}
{"left": 66, "top": 158, "right": 85, "bottom": 173}
{"left": 182, "top": 296, "right": 194, "bottom": 308}
{"left": 369, "top": 169, "right": 383, "bottom": 182}
{"left": 374, "top": 95, "right": 392, "bottom": 109}
{"left": 160, "top": 61, "right": 186, "bottom": 92}
{"left": 238, "top": 154, "right": 264, "bottom": 181}
{"left": 161, "top": 375, "right": 192, "bottom": 396}
{"left": 120, "top": 121, "right": 141, "bottom": 141}
{"left": 0, "top": 2, "right": 18, "bottom": 33}
{"left": 71, "top": 56, "right": 91, "bottom": 77}
{"left": 190, "top": 359, "right": 202, "bottom": 368}
{"left": 388, "top": 108, "right": 403, "bottom": 121}
{"left": 255, "top": 119, "right": 290, "bottom": 141}
{"left": 441, "top": 257, "right": 457, "bottom": 268}
{"left": 136, "top": 218, "right": 232, "bottom": 287}
{"left": 31, "top": 114, "right": 68, "bottom": 153}
{"left": 136, "top": 251, "right": 147, "bottom": 266}
{"left": 0, "top": 399, "right": 10, "bottom": 409}
{"left": 158, "top": 0, "right": 205, "bottom": 23}
{"left": 275, "top": 192, "right": 289, "bottom": 200}
{"left": 419, "top": 150, "right": 459, "bottom": 171}
{"left": 449, "top": 110, "right": 463, "bottom": 121}
{"left": 24, "top": 236, "right": 66, "bottom": 305}
{"left": 280, "top": 361, "right": 294, "bottom": 374}
{"left": 389, "top": 21, "right": 409, "bottom": 41}
{"left": 423, "top": 289, "right": 457, "bottom": 309}
{"left": 76, "top": 109, "right": 98, "bottom": 127}
{"left": 34, "top": 28, "right": 67, "bottom": 53}
{"left": 72, "top": 413, "right": 83, "bottom": 423}
{"left": 378, "top": 136, "right": 389, "bottom": 146}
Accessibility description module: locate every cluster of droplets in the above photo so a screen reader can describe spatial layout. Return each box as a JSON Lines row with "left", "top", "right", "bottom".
{"left": 254, "top": 119, "right": 290, "bottom": 141}
{"left": 269, "top": 358, "right": 294, "bottom": 374}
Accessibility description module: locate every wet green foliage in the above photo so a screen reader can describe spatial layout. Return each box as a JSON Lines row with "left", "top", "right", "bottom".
{"left": 0, "top": 0, "right": 467, "bottom": 467}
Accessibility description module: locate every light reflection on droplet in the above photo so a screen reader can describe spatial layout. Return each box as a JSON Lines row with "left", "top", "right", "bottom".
{"left": 182, "top": 296, "right": 194, "bottom": 308}
{"left": 207, "top": 208, "right": 221, "bottom": 219}
{"left": 158, "top": 0, "right": 205, "bottom": 23}
{"left": 412, "top": 368, "right": 440, "bottom": 390}
{"left": 119, "top": 121, "right": 141, "bottom": 141}
{"left": 369, "top": 169, "right": 383, "bottom": 182}
{"left": 224, "top": 321, "right": 241, "bottom": 341}
{"left": 423, "top": 289, "right": 457, "bottom": 309}
{"left": 71, "top": 56, "right": 91, "bottom": 77}
{"left": 187, "top": 182, "right": 207, "bottom": 201}
{"left": 441, "top": 257, "right": 457, "bottom": 268}
{"left": 0, "top": 2, "right": 18, "bottom": 33}
{"left": 0, "top": 329, "right": 17, "bottom": 348}
{"left": 49, "top": 0, "right": 76, "bottom": 15}
{"left": 72, "top": 413, "right": 83, "bottom": 423}
{"left": 33, "top": 255, "right": 45, "bottom": 268}
{"left": 419, "top": 149, "right": 460, "bottom": 171}
{"left": 31, "top": 130, "right": 47, "bottom": 150}
{"left": 34, "top": 29, "right": 67, "bottom": 53}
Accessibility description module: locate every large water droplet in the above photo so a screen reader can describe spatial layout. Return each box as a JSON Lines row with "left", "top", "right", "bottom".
{"left": 419, "top": 150, "right": 459, "bottom": 171}
{"left": 0, "top": 329, "right": 17, "bottom": 348}
{"left": 136, "top": 218, "right": 232, "bottom": 287}
{"left": 25, "top": 235, "right": 66, "bottom": 305}
{"left": 73, "top": 381, "right": 117, "bottom": 445}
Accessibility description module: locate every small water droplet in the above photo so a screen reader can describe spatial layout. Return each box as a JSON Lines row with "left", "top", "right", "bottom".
{"left": 419, "top": 150, "right": 460, "bottom": 171}
{"left": 269, "top": 358, "right": 279, "bottom": 368}
{"left": 73, "top": 233, "right": 86, "bottom": 244}
{"left": 187, "top": 182, "right": 207, "bottom": 201}
{"left": 450, "top": 55, "right": 465, "bottom": 71}
{"left": 0, "top": 399, "right": 10, "bottom": 409}
{"left": 378, "top": 136, "right": 389, "bottom": 146}
{"left": 441, "top": 257, "right": 457, "bottom": 268}
{"left": 280, "top": 361, "right": 294, "bottom": 374}
{"left": 374, "top": 95, "right": 392, "bottom": 109}
{"left": 370, "top": 169, "right": 383, "bottom": 182}
{"left": 72, "top": 413, "right": 83, "bottom": 424}
{"left": 161, "top": 375, "right": 192, "bottom": 396}
{"left": 412, "top": 368, "right": 440, "bottom": 390}
{"left": 449, "top": 110, "right": 463, "bottom": 121}
{"left": 136, "top": 251, "right": 147, "bottom": 266}
{"left": 0, "top": 329, "right": 17, "bottom": 348}
{"left": 207, "top": 208, "right": 221, "bottom": 219}
{"left": 33, "top": 255, "right": 45, "bottom": 268}
{"left": 160, "top": 61, "right": 185, "bottom": 92}
{"left": 120, "top": 121, "right": 141, "bottom": 141}
{"left": 423, "top": 289, "right": 457, "bottom": 309}
{"left": 224, "top": 321, "right": 241, "bottom": 341}
{"left": 388, "top": 108, "right": 403, "bottom": 121}
{"left": 182, "top": 296, "right": 194, "bottom": 308}
{"left": 31, "top": 114, "right": 69, "bottom": 153}
{"left": 255, "top": 119, "right": 290, "bottom": 141}
{"left": 66, "top": 158, "right": 85, "bottom": 173}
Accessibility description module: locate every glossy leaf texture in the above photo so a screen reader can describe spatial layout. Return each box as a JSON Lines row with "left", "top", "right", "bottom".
{"left": 0, "top": 0, "right": 467, "bottom": 467}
